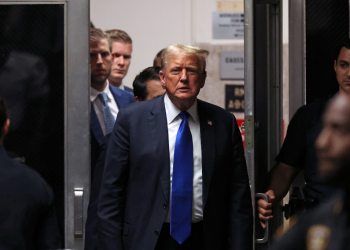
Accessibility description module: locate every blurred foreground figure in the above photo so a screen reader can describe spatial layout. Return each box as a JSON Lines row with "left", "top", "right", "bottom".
{"left": 272, "top": 94, "right": 350, "bottom": 250}
{"left": 0, "top": 96, "right": 61, "bottom": 249}
{"left": 258, "top": 40, "right": 350, "bottom": 227}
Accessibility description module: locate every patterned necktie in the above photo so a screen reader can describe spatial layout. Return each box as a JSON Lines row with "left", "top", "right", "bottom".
{"left": 98, "top": 92, "right": 115, "bottom": 134}
{"left": 170, "top": 111, "right": 193, "bottom": 244}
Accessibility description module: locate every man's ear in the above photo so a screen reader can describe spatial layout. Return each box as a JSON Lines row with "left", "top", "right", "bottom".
{"left": 334, "top": 60, "right": 337, "bottom": 72}
{"left": 134, "top": 96, "right": 141, "bottom": 102}
{"left": 159, "top": 70, "right": 166, "bottom": 87}
{"left": 1, "top": 119, "right": 10, "bottom": 139}
{"left": 200, "top": 71, "right": 207, "bottom": 89}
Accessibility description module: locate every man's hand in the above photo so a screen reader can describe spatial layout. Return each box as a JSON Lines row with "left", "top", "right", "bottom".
{"left": 257, "top": 190, "right": 275, "bottom": 228}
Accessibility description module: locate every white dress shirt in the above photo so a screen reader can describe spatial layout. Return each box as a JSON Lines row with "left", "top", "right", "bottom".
{"left": 164, "top": 93, "right": 203, "bottom": 223}
{"left": 90, "top": 80, "right": 119, "bottom": 135}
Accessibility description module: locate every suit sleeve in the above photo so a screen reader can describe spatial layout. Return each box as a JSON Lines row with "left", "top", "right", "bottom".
{"left": 34, "top": 185, "right": 62, "bottom": 249}
{"left": 229, "top": 114, "right": 253, "bottom": 250}
{"left": 97, "top": 109, "right": 130, "bottom": 250}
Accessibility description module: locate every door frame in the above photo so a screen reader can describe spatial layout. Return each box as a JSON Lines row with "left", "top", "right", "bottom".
{"left": 0, "top": 1, "right": 90, "bottom": 249}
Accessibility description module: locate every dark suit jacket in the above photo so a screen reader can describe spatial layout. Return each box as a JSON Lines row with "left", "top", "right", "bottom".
{"left": 124, "top": 85, "right": 133, "bottom": 93}
{"left": 90, "top": 85, "right": 134, "bottom": 178}
{"left": 97, "top": 95, "right": 253, "bottom": 250}
{"left": 0, "top": 146, "right": 61, "bottom": 249}
{"left": 85, "top": 133, "right": 111, "bottom": 250}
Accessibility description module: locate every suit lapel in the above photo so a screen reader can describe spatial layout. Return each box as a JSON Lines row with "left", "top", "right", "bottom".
{"left": 147, "top": 96, "right": 170, "bottom": 202}
{"left": 109, "top": 85, "right": 123, "bottom": 108}
{"left": 110, "top": 84, "right": 134, "bottom": 109}
{"left": 198, "top": 100, "right": 216, "bottom": 208}
{"left": 90, "top": 103, "right": 104, "bottom": 145}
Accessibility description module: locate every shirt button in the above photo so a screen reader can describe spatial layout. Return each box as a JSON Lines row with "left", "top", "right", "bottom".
{"left": 163, "top": 203, "right": 167, "bottom": 209}
{"left": 154, "top": 230, "right": 159, "bottom": 235}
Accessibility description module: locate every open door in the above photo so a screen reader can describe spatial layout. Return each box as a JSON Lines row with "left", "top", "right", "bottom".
{"left": 245, "top": 0, "right": 284, "bottom": 248}
{"left": 247, "top": 0, "right": 349, "bottom": 249}
{"left": 0, "top": 1, "right": 90, "bottom": 249}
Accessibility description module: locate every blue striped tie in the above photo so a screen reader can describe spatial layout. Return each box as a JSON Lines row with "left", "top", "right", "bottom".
{"left": 98, "top": 92, "right": 115, "bottom": 134}
{"left": 170, "top": 111, "right": 193, "bottom": 244}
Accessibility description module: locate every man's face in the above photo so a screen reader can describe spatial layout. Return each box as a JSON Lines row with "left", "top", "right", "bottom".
{"left": 159, "top": 54, "right": 205, "bottom": 107}
{"left": 110, "top": 41, "right": 132, "bottom": 82}
{"left": 146, "top": 79, "right": 165, "bottom": 100}
{"left": 90, "top": 38, "right": 112, "bottom": 85}
{"left": 334, "top": 47, "right": 350, "bottom": 95}
{"left": 316, "top": 95, "right": 350, "bottom": 186}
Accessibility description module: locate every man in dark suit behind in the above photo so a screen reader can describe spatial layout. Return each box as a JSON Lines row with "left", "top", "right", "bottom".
{"left": 105, "top": 29, "right": 133, "bottom": 93}
{"left": 97, "top": 44, "right": 253, "bottom": 250}
{"left": 89, "top": 28, "right": 134, "bottom": 176}
{"left": 85, "top": 66, "right": 165, "bottom": 250}
{"left": 0, "top": 96, "right": 61, "bottom": 249}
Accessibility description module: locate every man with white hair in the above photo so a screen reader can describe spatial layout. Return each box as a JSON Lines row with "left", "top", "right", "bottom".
{"left": 97, "top": 44, "right": 253, "bottom": 250}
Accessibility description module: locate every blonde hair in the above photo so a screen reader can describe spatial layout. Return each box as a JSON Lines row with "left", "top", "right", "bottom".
{"left": 105, "top": 29, "right": 132, "bottom": 44}
{"left": 161, "top": 44, "right": 209, "bottom": 74}
{"left": 90, "top": 28, "right": 111, "bottom": 51}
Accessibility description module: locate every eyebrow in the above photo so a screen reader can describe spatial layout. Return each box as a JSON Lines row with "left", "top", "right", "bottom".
{"left": 169, "top": 65, "right": 198, "bottom": 70}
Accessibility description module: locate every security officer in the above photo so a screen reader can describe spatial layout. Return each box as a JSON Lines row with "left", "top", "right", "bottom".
{"left": 258, "top": 39, "right": 350, "bottom": 227}
{"left": 271, "top": 93, "right": 350, "bottom": 250}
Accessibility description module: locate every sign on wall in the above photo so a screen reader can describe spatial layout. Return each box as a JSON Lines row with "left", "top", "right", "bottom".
{"left": 220, "top": 51, "right": 244, "bottom": 80}
{"left": 212, "top": 12, "right": 244, "bottom": 39}
{"left": 225, "top": 85, "right": 244, "bottom": 113}
{"left": 236, "top": 118, "right": 245, "bottom": 148}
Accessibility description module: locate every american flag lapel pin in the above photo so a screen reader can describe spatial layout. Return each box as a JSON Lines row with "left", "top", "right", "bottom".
{"left": 207, "top": 120, "right": 212, "bottom": 126}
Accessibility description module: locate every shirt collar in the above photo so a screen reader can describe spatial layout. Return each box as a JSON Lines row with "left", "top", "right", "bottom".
{"left": 164, "top": 93, "right": 199, "bottom": 124}
{"left": 90, "top": 80, "right": 113, "bottom": 102}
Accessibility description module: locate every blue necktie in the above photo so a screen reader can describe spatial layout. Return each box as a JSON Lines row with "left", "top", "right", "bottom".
{"left": 170, "top": 111, "right": 193, "bottom": 244}
{"left": 98, "top": 92, "right": 115, "bottom": 134}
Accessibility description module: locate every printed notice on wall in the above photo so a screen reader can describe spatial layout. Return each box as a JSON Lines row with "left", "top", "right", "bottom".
{"left": 220, "top": 51, "right": 244, "bottom": 80}
{"left": 212, "top": 12, "right": 244, "bottom": 39}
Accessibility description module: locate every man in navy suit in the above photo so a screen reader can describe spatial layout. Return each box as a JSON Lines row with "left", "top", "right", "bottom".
{"left": 105, "top": 29, "right": 133, "bottom": 93}
{"left": 85, "top": 66, "right": 164, "bottom": 250}
{"left": 89, "top": 28, "right": 134, "bottom": 176}
{"left": 97, "top": 44, "right": 253, "bottom": 250}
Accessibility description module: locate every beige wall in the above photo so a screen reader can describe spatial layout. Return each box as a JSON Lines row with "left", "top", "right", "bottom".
{"left": 90, "top": 0, "right": 289, "bottom": 121}
{"left": 90, "top": 0, "right": 245, "bottom": 90}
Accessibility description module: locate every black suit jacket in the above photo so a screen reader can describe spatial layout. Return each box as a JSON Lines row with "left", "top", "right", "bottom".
{"left": 0, "top": 146, "right": 61, "bottom": 249}
{"left": 90, "top": 85, "right": 134, "bottom": 178}
{"left": 85, "top": 133, "right": 111, "bottom": 250}
{"left": 97, "top": 95, "right": 253, "bottom": 250}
